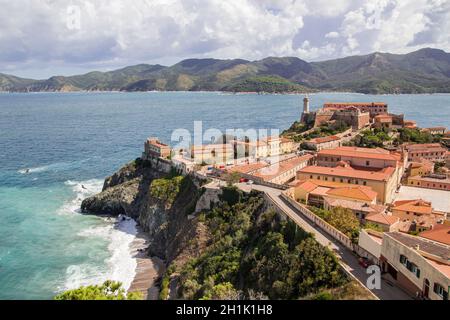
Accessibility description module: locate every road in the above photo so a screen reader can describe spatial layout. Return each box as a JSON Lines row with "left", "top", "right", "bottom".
{"left": 236, "top": 182, "right": 412, "bottom": 300}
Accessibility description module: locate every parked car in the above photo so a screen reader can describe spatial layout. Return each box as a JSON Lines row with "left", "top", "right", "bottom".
{"left": 239, "top": 178, "right": 249, "bottom": 183}
{"left": 358, "top": 257, "right": 370, "bottom": 268}
{"left": 246, "top": 180, "right": 254, "bottom": 185}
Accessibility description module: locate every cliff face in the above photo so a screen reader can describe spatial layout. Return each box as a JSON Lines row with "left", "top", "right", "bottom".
{"left": 81, "top": 159, "right": 212, "bottom": 266}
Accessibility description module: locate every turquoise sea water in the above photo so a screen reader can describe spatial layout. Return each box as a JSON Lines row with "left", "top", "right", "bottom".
{"left": 0, "top": 91, "right": 449, "bottom": 299}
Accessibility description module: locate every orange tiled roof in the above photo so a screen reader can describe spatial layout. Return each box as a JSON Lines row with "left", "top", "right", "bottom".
{"left": 253, "top": 155, "right": 313, "bottom": 181}
{"left": 326, "top": 186, "right": 378, "bottom": 202}
{"left": 310, "top": 135, "right": 340, "bottom": 144}
{"left": 392, "top": 199, "right": 433, "bottom": 215}
{"left": 366, "top": 213, "right": 399, "bottom": 226}
{"left": 318, "top": 146, "right": 400, "bottom": 161}
{"left": 298, "top": 165, "right": 396, "bottom": 182}
{"left": 419, "top": 225, "right": 450, "bottom": 245}
{"left": 324, "top": 102, "right": 387, "bottom": 107}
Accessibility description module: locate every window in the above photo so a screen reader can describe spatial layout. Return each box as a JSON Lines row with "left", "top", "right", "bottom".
{"left": 366, "top": 161, "right": 370, "bottom": 166}
{"left": 363, "top": 181, "right": 367, "bottom": 186}
{"left": 433, "top": 283, "right": 448, "bottom": 300}
{"left": 400, "top": 255, "right": 407, "bottom": 265}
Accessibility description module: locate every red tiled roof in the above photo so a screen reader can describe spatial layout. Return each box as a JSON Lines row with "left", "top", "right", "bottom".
{"left": 298, "top": 165, "right": 396, "bottom": 182}
{"left": 318, "top": 146, "right": 400, "bottom": 161}
{"left": 392, "top": 199, "right": 433, "bottom": 215}
{"left": 419, "top": 225, "right": 450, "bottom": 245}
{"left": 366, "top": 213, "right": 399, "bottom": 226}
{"left": 309, "top": 135, "right": 340, "bottom": 144}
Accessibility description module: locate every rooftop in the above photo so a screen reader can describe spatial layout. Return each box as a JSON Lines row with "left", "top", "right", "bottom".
{"left": 366, "top": 212, "right": 399, "bottom": 226}
{"left": 420, "top": 225, "right": 450, "bottom": 246}
{"left": 229, "top": 162, "right": 268, "bottom": 174}
{"left": 309, "top": 135, "right": 340, "bottom": 144}
{"left": 326, "top": 185, "right": 378, "bottom": 202}
{"left": 298, "top": 165, "right": 396, "bottom": 182}
{"left": 325, "top": 197, "right": 386, "bottom": 214}
{"left": 324, "top": 102, "right": 387, "bottom": 107}
{"left": 253, "top": 154, "right": 313, "bottom": 181}
{"left": 318, "top": 146, "right": 401, "bottom": 162}
{"left": 392, "top": 199, "right": 433, "bottom": 215}
{"left": 385, "top": 232, "right": 450, "bottom": 264}
{"left": 404, "top": 143, "right": 446, "bottom": 152}
{"left": 394, "top": 186, "right": 450, "bottom": 213}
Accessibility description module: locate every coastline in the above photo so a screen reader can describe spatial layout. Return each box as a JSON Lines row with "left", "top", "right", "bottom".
{"left": 127, "top": 224, "right": 165, "bottom": 300}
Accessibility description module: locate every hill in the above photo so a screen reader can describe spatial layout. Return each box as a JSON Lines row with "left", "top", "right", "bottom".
{"left": 2, "top": 48, "right": 450, "bottom": 94}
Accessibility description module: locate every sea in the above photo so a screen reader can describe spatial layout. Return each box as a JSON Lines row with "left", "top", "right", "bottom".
{"left": 0, "top": 91, "right": 449, "bottom": 300}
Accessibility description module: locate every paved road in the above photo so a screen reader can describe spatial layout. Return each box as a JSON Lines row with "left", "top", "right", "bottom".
{"left": 236, "top": 182, "right": 412, "bottom": 300}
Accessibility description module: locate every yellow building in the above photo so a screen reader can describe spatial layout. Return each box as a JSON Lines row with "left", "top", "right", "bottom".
{"left": 190, "top": 143, "right": 234, "bottom": 165}
{"left": 296, "top": 165, "right": 398, "bottom": 204}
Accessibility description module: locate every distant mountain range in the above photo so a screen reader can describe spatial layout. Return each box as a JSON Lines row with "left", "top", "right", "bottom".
{"left": 2, "top": 48, "right": 450, "bottom": 94}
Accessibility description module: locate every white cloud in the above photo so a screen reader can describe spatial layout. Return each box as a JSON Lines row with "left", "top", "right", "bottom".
{"left": 0, "top": 0, "right": 449, "bottom": 77}
{"left": 325, "top": 31, "right": 339, "bottom": 39}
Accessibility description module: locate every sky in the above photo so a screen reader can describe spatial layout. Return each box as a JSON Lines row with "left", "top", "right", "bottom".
{"left": 1, "top": 0, "right": 449, "bottom": 79}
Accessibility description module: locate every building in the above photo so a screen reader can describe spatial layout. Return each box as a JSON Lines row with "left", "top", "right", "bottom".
{"left": 230, "top": 154, "right": 313, "bottom": 186}
{"left": 289, "top": 179, "right": 379, "bottom": 212}
{"left": 407, "top": 174, "right": 450, "bottom": 191}
{"left": 143, "top": 137, "right": 171, "bottom": 159}
{"left": 234, "top": 136, "right": 296, "bottom": 159}
{"left": 380, "top": 232, "right": 450, "bottom": 300}
{"left": 409, "top": 159, "right": 434, "bottom": 177}
{"left": 303, "top": 135, "right": 341, "bottom": 151}
{"left": 190, "top": 143, "right": 234, "bottom": 165}
{"left": 374, "top": 114, "right": 393, "bottom": 130}
{"left": 446, "top": 151, "right": 450, "bottom": 168}
{"left": 314, "top": 106, "right": 371, "bottom": 130}
{"left": 297, "top": 164, "right": 398, "bottom": 203}
{"left": 421, "top": 127, "right": 447, "bottom": 135}
{"left": 404, "top": 143, "right": 447, "bottom": 162}
{"left": 317, "top": 146, "right": 403, "bottom": 170}
{"left": 419, "top": 225, "right": 450, "bottom": 246}
{"left": 404, "top": 120, "right": 417, "bottom": 129}
{"left": 324, "top": 198, "right": 387, "bottom": 222}
{"left": 323, "top": 102, "right": 388, "bottom": 118}
{"left": 365, "top": 213, "right": 400, "bottom": 232}
{"left": 390, "top": 199, "right": 447, "bottom": 233}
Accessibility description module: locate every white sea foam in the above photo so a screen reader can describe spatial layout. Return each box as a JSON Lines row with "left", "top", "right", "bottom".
{"left": 57, "top": 179, "right": 103, "bottom": 216}
{"left": 60, "top": 179, "right": 138, "bottom": 292}
{"left": 64, "top": 218, "right": 137, "bottom": 292}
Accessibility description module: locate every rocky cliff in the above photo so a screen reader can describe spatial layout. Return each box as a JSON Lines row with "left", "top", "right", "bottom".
{"left": 81, "top": 158, "right": 212, "bottom": 267}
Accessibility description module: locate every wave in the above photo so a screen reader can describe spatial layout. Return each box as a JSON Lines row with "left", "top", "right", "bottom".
{"left": 56, "top": 179, "right": 104, "bottom": 216}
{"left": 58, "top": 179, "right": 137, "bottom": 292}
{"left": 65, "top": 218, "right": 137, "bottom": 292}
{"left": 18, "top": 158, "right": 96, "bottom": 175}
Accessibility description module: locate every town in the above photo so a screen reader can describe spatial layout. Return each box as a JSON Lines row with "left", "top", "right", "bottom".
{"left": 141, "top": 97, "right": 450, "bottom": 301}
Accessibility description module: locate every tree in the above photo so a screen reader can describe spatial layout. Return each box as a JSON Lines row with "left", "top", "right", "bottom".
{"left": 327, "top": 207, "right": 360, "bottom": 242}
{"left": 54, "top": 281, "right": 142, "bottom": 300}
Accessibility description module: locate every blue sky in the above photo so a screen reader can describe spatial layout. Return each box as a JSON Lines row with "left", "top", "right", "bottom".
{"left": 1, "top": 0, "right": 449, "bottom": 79}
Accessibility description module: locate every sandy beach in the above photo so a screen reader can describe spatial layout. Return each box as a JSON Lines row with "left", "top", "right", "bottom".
{"left": 128, "top": 227, "right": 165, "bottom": 300}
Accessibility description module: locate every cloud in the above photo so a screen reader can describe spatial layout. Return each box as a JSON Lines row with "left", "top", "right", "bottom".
{"left": 0, "top": 0, "right": 449, "bottom": 78}
{"left": 325, "top": 32, "right": 339, "bottom": 39}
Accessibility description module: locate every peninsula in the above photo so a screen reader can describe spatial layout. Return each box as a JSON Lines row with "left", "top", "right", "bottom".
{"left": 76, "top": 97, "right": 450, "bottom": 301}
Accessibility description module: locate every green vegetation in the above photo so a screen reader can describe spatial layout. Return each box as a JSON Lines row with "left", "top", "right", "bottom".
{"left": 179, "top": 191, "right": 347, "bottom": 300}
{"left": 282, "top": 121, "right": 312, "bottom": 142}
{"left": 225, "top": 75, "right": 308, "bottom": 93}
{"left": 347, "top": 128, "right": 391, "bottom": 148}
{"left": 4, "top": 48, "right": 450, "bottom": 94}
{"left": 364, "top": 223, "right": 384, "bottom": 233}
{"left": 310, "top": 206, "right": 360, "bottom": 243}
{"left": 302, "top": 122, "right": 349, "bottom": 141}
{"left": 150, "top": 172, "right": 184, "bottom": 206}
{"left": 54, "top": 281, "right": 142, "bottom": 300}
{"left": 395, "top": 128, "right": 441, "bottom": 145}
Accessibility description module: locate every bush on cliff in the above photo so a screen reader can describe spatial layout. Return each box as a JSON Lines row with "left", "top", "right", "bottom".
{"left": 178, "top": 191, "right": 347, "bottom": 300}
{"left": 54, "top": 280, "right": 142, "bottom": 300}
{"left": 150, "top": 174, "right": 184, "bottom": 206}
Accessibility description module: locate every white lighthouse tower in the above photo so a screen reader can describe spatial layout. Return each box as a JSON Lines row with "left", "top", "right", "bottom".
{"left": 303, "top": 95, "right": 310, "bottom": 114}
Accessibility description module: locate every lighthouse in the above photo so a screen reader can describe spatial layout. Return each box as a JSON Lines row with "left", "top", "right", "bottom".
{"left": 303, "top": 95, "right": 310, "bottom": 114}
